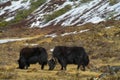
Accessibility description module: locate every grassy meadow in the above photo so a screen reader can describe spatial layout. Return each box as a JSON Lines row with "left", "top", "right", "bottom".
{"left": 0, "top": 20, "right": 120, "bottom": 80}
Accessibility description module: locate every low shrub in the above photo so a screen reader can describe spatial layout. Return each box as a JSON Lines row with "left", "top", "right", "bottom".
{"left": 13, "top": 0, "right": 46, "bottom": 22}
{"left": 109, "top": 0, "right": 118, "bottom": 5}
{"left": 0, "top": 21, "right": 8, "bottom": 27}
{"left": 45, "top": 5, "right": 71, "bottom": 22}
{"left": 81, "top": 0, "right": 92, "bottom": 3}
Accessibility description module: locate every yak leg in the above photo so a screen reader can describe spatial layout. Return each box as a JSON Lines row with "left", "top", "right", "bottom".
{"left": 77, "top": 62, "right": 82, "bottom": 70}
{"left": 77, "top": 59, "right": 82, "bottom": 70}
{"left": 60, "top": 63, "right": 63, "bottom": 70}
{"left": 60, "top": 65, "right": 67, "bottom": 70}
{"left": 25, "top": 60, "right": 30, "bottom": 69}
{"left": 82, "top": 64, "right": 86, "bottom": 71}
{"left": 64, "top": 65, "right": 67, "bottom": 70}
{"left": 60, "top": 58, "right": 67, "bottom": 70}
{"left": 77, "top": 63, "right": 85, "bottom": 71}
{"left": 39, "top": 62, "right": 45, "bottom": 70}
{"left": 25, "top": 64, "right": 29, "bottom": 69}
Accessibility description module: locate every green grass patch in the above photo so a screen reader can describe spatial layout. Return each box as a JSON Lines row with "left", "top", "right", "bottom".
{"left": 13, "top": 0, "right": 46, "bottom": 23}
{"left": 45, "top": 5, "right": 71, "bottom": 22}
{"left": 81, "top": 0, "right": 93, "bottom": 3}
{"left": 0, "top": 21, "right": 8, "bottom": 27}
{"left": 109, "top": 0, "right": 118, "bottom": 5}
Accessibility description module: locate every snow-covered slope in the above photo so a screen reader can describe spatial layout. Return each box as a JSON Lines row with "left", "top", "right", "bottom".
{"left": 30, "top": 0, "right": 120, "bottom": 28}
{"left": 0, "top": 0, "right": 30, "bottom": 21}
{"left": 0, "top": 0, "right": 120, "bottom": 28}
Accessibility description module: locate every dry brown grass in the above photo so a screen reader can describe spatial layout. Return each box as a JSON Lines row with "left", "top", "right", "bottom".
{"left": 0, "top": 20, "right": 120, "bottom": 80}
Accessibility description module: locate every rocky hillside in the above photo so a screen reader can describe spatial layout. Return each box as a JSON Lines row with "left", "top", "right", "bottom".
{"left": 0, "top": 0, "right": 120, "bottom": 28}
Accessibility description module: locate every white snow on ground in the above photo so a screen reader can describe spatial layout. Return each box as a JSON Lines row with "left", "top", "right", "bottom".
{"left": 32, "top": 0, "right": 120, "bottom": 28}
{"left": 44, "top": 29, "right": 89, "bottom": 38}
{"left": 5, "top": 16, "right": 14, "bottom": 21}
{"left": 105, "top": 26, "right": 114, "bottom": 29}
{"left": 1, "top": 0, "right": 30, "bottom": 14}
{"left": 50, "top": 48, "right": 54, "bottom": 52}
{"left": 87, "top": 17, "right": 105, "bottom": 24}
{"left": 45, "top": 29, "right": 89, "bottom": 38}
{"left": 78, "top": 29, "right": 90, "bottom": 33}
{"left": 38, "top": 0, "right": 104, "bottom": 27}
{"left": 0, "top": 38, "right": 28, "bottom": 44}
{"left": 30, "top": 0, "right": 70, "bottom": 27}
{"left": 24, "top": 43, "right": 38, "bottom": 46}
{"left": 61, "top": 29, "right": 90, "bottom": 36}
{"left": 0, "top": 0, "right": 9, "bottom": 4}
{"left": 45, "top": 33, "right": 57, "bottom": 38}
{"left": 31, "top": 21, "right": 41, "bottom": 28}
{"left": 0, "top": 0, "right": 31, "bottom": 20}
{"left": 61, "top": 31, "right": 77, "bottom": 36}
{"left": 30, "top": 0, "right": 51, "bottom": 28}
{"left": 0, "top": 10, "right": 5, "bottom": 16}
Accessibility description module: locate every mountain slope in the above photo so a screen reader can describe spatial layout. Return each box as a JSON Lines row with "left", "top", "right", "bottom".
{"left": 0, "top": 0, "right": 30, "bottom": 21}
{"left": 29, "top": 0, "right": 120, "bottom": 28}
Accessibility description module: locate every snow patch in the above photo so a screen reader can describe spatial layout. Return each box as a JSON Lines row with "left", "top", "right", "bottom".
{"left": 61, "top": 29, "right": 89, "bottom": 36}
{"left": 0, "top": 38, "right": 28, "bottom": 44}
{"left": 45, "top": 33, "right": 57, "bottom": 38}
{"left": 5, "top": 16, "right": 14, "bottom": 21}
{"left": 79, "top": 29, "right": 90, "bottom": 33}
{"left": 61, "top": 31, "right": 77, "bottom": 36}
{"left": 24, "top": 43, "right": 39, "bottom": 46}
{"left": 36, "top": 0, "right": 120, "bottom": 27}
{"left": 105, "top": 26, "right": 114, "bottom": 29}
{"left": 87, "top": 17, "right": 105, "bottom": 24}
{"left": 0, "top": 0, "right": 31, "bottom": 21}
{"left": 50, "top": 48, "right": 54, "bottom": 52}
{"left": 0, "top": 0, "right": 10, "bottom": 4}
{"left": 3, "top": 0, "right": 30, "bottom": 12}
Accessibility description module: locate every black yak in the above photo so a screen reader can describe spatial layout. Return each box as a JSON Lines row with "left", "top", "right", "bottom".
{"left": 18, "top": 47, "right": 48, "bottom": 70}
{"left": 48, "top": 46, "right": 89, "bottom": 70}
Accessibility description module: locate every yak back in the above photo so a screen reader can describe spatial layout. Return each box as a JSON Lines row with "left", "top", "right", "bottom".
{"left": 53, "top": 46, "right": 87, "bottom": 59}
{"left": 20, "top": 47, "right": 47, "bottom": 59}
{"left": 53, "top": 46, "right": 86, "bottom": 57}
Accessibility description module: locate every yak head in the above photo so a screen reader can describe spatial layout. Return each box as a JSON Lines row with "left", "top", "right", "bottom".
{"left": 18, "top": 57, "right": 26, "bottom": 69}
{"left": 48, "top": 58, "right": 56, "bottom": 70}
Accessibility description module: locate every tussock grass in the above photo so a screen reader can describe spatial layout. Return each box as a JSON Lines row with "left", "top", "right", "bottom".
{"left": 0, "top": 20, "right": 120, "bottom": 79}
